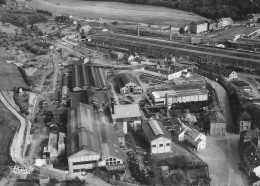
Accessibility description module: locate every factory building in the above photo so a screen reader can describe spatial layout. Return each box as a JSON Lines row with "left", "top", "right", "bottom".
{"left": 71, "top": 64, "right": 108, "bottom": 91}
{"left": 149, "top": 83, "right": 208, "bottom": 106}
{"left": 142, "top": 120, "right": 172, "bottom": 154}
{"left": 190, "top": 21, "right": 208, "bottom": 34}
{"left": 144, "top": 66, "right": 187, "bottom": 80}
{"left": 116, "top": 73, "right": 143, "bottom": 94}
{"left": 67, "top": 103, "right": 124, "bottom": 173}
{"left": 112, "top": 103, "right": 142, "bottom": 133}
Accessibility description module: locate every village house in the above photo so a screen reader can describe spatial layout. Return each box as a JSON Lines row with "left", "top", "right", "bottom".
{"left": 185, "top": 128, "right": 206, "bottom": 150}
{"left": 173, "top": 126, "right": 186, "bottom": 142}
{"left": 250, "top": 14, "right": 260, "bottom": 23}
{"left": 142, "top": 120, "right": 172, "bottom": 154}
{"left": 207, "top": 111, "right": 226, "bottom": 135}
{"left": 222, "top": 70, "right": 238, "bottom": 81}
{"left": 218, "top": 17, "right": 233, "bottom": 28}
{"left": 208, "top": 20, "right": 218, "bottom": 31}
{"left": 239, "top": 111, "right": 252, "bottom": 133}
{"left": 190, "top": 21, "right": 208, "bottom": 34}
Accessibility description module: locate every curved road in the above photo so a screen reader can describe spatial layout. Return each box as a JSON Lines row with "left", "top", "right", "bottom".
{"left": 195, "top": 80, "right": 247, "bottom": 186}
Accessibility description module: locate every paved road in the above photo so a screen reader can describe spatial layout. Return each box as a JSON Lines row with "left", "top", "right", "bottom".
{"left": 195, "top": 79, "right": 247, "bottom": 186}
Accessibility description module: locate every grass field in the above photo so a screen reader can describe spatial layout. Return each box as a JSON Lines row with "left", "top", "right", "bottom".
{"left": 0, "top": 55, "right": 29, "bottom": 91}
{"left": 28, "top": 0, "right": 207, "bottom": 26}
{"left": 0, "top": 100, "right": 19, "bottom": 171}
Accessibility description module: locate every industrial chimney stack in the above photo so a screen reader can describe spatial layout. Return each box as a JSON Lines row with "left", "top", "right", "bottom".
{"left": 137, "top": 23, "right": 140, "bottom": 37}
{"left": 111, "top": 97, "right": 114, "bottom": 114}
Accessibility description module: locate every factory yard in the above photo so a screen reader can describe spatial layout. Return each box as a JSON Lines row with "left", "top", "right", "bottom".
{"left": 28, "top": 0, "right": 206, "bottom": 26}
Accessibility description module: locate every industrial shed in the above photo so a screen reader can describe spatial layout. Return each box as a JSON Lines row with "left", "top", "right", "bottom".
{"left": 67, "top": 103, "right": 101, "bottom": 173}
{"left": 116, "top": 73, "right": 143, "bottom": 94}
{"left": 71, "top": 64, "right": 108, "bottom": 91}
{"left": 67, "top": 102, "right": 124, "bottom": 173}
{"left": 149, "top": 83, "right": 208, "bottom": 106}
{"left": 142, "top": 120, "right": 172, "bottom": 154}
{"left": 144, "top": 66, "right": 187, "bottom": 80}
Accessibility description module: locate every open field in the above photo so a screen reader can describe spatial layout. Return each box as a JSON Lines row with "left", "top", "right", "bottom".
{"left": 0, "top": 99, "right": 19, "bottom": 171}
{"left": 28, "top": 0, "right": 207, "bottom": 26}
{"left": 0, "top": 56, "right": 29, "bottom": 91}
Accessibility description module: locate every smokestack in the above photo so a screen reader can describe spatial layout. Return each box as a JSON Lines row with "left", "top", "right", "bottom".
{"left": 170, "top": 27, "right": 172, "bottom": 41}
{"left": 165, "top": 93, "right": 168, "bottom": 117}
{"left": 137, "top": 23, "right": 140, "bottom": 37}
{"left": 111, "top": 97, "right": 114, "bottom": 114}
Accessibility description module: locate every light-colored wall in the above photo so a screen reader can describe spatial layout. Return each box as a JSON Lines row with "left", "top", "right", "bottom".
{"left": 98, "top": 156, "right": 123, "bottom": 167}
{"left": 150, "top": 137, "right": 171, "bottom": 154}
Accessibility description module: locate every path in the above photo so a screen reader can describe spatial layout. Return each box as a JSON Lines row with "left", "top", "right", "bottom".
{"left": 195, "top": 79, "right": 247, "bottom": 186}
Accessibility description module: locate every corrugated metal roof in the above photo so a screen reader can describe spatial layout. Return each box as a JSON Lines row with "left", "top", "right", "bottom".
{"left": 142, "top": 119, "right": 171, "bottom": 142}
{"left": 67, "top": 103, "right": 100, "bottom": 157}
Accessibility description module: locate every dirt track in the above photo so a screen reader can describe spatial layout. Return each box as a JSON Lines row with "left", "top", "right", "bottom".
{"left": 29, "top": 0, "right": 206, "bottom": 26}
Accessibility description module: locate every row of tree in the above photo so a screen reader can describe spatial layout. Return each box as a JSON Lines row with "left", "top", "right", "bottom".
{"left": 87, "top": 0, "right": 260, "bottom": 20}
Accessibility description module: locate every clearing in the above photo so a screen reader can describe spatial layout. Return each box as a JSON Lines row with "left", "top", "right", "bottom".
{"left": 0, "top": 55, "right": 29, "bottom": 91}
{"left": 28, "top": 0, "right": 207, "bottom": 26}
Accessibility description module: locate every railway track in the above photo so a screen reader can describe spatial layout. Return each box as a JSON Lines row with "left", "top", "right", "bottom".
{"left": 83, "top": 32, "right": 260, "bottom": 69}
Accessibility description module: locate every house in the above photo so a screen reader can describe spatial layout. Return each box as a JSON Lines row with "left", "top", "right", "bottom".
{"left": 112, "top": 103, "right": 142, "bottom": 133}
{"left": 239, "top": 111, "right": 252, "bottom": 133}
{"left": 116, "top": 73, "right": 143, "bottom": 94}
{"left": 240, "top": 137, "right": 260, "bottom": 177}
{"left": 208, "top": 20, "right": 218, "bottom": 31}
{"left": 208, "top": 111, "right": 226, "bottom": 135}
{"left": 190, "top": 21, "right": 208, "bottom": 34}
{"left": 149, "top": 83, "right": 208, "bottom": 106}
{"left": 173, "top": 127, "right": 185, "bottom": 142}
{"left": 142, "top": 120, "right": 172, "bottom": 154}
{"left": 81, "top": 25, "right": 91, "bottom": 34}
{"left": 240, "top": 129, "right": 260, "bottom": 143}
{"left": 218, "top": 17, "right": 233, "bottom": 28}
{"left": 144, "top": 66, "right": 188, "bottom": 80}
{"left": 185, "top": 129, "right": 206, "bottom": 150}
{"left": 222, "top": 70, "right": 238, "bottom": 81}
{"left": 250, "top": 14, "right": 260, "bottom": 23}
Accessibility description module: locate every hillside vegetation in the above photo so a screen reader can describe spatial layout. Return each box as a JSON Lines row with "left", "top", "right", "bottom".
{"left": 87, "top": 0, "right": 260, "bottom": 20}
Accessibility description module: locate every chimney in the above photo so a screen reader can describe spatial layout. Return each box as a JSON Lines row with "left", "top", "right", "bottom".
{"left": 111, "top": 97, "right": 114, "bottom": 114}
{"left": 258, "top": 136, "right": 260, "bottom": 149}
{"left": 137, "top": 23, "right": 140, "bottom": 37}
{"left": 165, "top": 93, "right": 169, "bottom": 117}
{"left": 170, "top": 27, "right": 172, "bottom": 40}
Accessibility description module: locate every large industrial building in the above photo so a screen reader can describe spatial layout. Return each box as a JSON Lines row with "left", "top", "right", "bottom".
{"left": 72, "top": 64, "right": 108, "bottom": 91}
{"left": 67, "top": 103, "right": 124, "bottom": 173}
{"left": 116, "top": 73, "right": 143, "bottom": 94}
{"left": 144, "top": 66, "right": 188, "bottom": 80}
{"left": 149, "top": 83, "right": 208, "bottom": 106}
{"left": 142, "top": 119, "right": 172, "bottom": 154}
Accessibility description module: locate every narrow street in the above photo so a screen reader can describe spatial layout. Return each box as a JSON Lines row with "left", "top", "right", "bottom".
{"left": 195, "top": 79, "right": 247, "bottom": 186}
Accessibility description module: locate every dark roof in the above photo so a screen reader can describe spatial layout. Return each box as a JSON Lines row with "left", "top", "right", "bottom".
{"left": 186, "top": 129, "right": 201, "bottom": 140}
{"left": 116, "top": 73, "right": 141, "bottom": 89}
{"left": 71, "top": 64, "right": 108, "bottom": 90}
{"left": 240, "top": 111, "right": 251, "bottom": 121}
{"left": 150, "top": 82, "right": 206, "bottom": 92}
{"left": 190, "top": 21, "right": 208, "bottom": 26}
{"left": 142, "top": 119, "right": 171, "bottom": 142}
{"left": 67, "top": 103, "right": 100, "bottom": 157}
{"left": 221, "top": 70, "right": 236, "bottom": 78}
{"left": 62, "top": 75, "right": 69, "bottom": 87}
{"left": 240, "top": 129, "right": 260, "bottom": 141}
{"left": 209, "top": 111, "right": 226, "bottom": 124}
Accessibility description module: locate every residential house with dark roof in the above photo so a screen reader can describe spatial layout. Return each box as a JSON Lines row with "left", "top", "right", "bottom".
{"left": 208, "top": 20, "right": 218, "bottom": 31}
{"left": 185, "top": 128, "right": 206, "bottom": 150}
{"left": 142, "top": 120, "right": 172, "bottom": 154}
{"left": 239, "top": 111, "right": 252, "bottom": 133}
{"left": 144, "top": 66, "right": 187, "bottom": 80}
{"left": 208, "top": 111, "right": 226, "bottom": 135}
{"left": 250, "top": 14, "right": 260, "bottom": 23}
{"left": 221, "top": 70, "right": 238, "bottom": 81}
{"left": 116, "top": 73, "right": 143, "bottom": 94}
{"left": 190, "top": 21, "right": 208, "bottom": 34}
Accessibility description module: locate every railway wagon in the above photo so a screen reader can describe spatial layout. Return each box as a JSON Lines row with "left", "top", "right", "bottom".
{"left": 83, "top": 33, "right": 260, "bottom": 70}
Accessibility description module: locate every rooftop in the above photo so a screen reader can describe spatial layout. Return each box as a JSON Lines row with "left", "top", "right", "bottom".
{"left": 186, "top": 129, "right": 201, "bottom": 140}
{"left": 209, "top": 111, "right": 226, "bottom": 124}
{"left": 112, "top": 104, "right": 142, "bottom": 119}
{"left": 240, "top": 111, "right": 252, "bottom": 121}
{"left": 144, "top": 66, "right": 186, "bottom": 76}
{"left": 142, "top": 119, "right": 171, "bottom": 141}
{"left": 116, "top": 73, "right": 142, "bottom": 89}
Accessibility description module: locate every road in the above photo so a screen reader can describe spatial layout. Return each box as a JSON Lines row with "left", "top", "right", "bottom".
{"left": 195, "top": 79, "right": 248, "bottom": 186}
{"left": 238, "top": 72, "right": 260, "bottom": 99}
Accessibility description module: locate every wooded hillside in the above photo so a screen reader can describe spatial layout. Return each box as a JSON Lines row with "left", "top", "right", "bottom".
{"left": 87, "top": 0, "right": 260, "bottom": 20}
